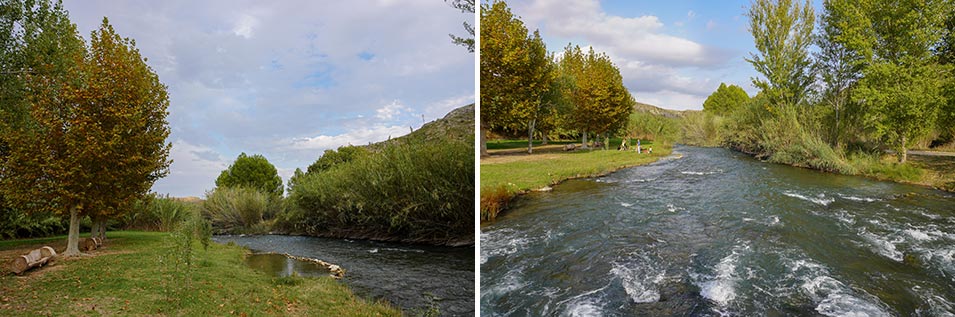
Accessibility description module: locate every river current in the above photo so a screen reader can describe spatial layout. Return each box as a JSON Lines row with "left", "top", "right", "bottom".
{"left": 213, "top": 235, "right": 474, "bottom": 316}
{"left": 481, "top": 146, "right": 955, "bottom": 316}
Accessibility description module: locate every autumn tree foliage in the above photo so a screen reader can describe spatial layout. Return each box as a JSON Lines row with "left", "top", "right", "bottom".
{"left": 561, "top": 45, "right": 634, "bottom": 149}
{"left": 479, "top": 0, "right": 550, "bottom": 155}
{"left": 0, "top": 10, "right": 171, "bottom": 256}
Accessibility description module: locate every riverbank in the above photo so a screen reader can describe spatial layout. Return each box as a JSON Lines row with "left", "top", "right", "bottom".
{"left": 481, "top": 142, "right": 672, "bottom": 221}
{"left": 0, "top": 231, "right": 399, "bottom": 316}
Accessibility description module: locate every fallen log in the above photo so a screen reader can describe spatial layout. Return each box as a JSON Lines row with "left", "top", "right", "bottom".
{"left": 10, "top": 246, "right": 56, "bottom": 275}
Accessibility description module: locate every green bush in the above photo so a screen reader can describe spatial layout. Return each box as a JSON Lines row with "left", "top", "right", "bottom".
{"left": 120, "top": 194, "right": 194, "bottom": 232}
{"left": 285, "top": 137, "right": 473, "bottom": 243}
{"left": 201, "top": 187, "right": 268, "bottom": 234}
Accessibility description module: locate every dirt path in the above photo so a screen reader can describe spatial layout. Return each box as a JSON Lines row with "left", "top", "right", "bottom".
{"left": 909, "top": 150, "right": 955, "bottom": 157}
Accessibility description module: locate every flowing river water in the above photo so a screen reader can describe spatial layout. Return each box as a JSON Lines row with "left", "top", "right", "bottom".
{"left": 481, "top": 146, "right": 955, "bottom": 316}
{"left": 212, "top": 235, "right": 474, "bottom": 316}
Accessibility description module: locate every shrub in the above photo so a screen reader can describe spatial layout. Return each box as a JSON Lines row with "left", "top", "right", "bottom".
{"left": 201, "top": 187, "right": 268, "bottom": 234}
{"left": 286, "top": 137, "right": 473, "bottom": 243}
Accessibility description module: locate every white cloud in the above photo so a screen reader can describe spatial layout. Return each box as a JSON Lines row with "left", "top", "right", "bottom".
{"left": 233, "top": 14, "right": 259, "bottom": 38}
{"left": 62, "top": 0, "right": 475, "bottom": 196}
{"left": 376, "top": 100, "right": 408, "bottom": 121}
{"left": 636, "top": 90, "right": 708, "bottom": 111}
{"left": 152, "top": 139, "right": 229, "bottom": 197}
{"left": 287, "top": 125, "right": 410, "bottom": 151}
{"left": 518, "top": 0, "right": 728, "bottom": 67}
{"left": 687, "top": 10, "right": 696, "bottom": 19}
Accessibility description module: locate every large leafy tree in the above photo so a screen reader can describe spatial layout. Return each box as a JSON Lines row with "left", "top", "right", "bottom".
{"left": 82, "top": 18, "right": 172, "bottom": 240}
{"left": 562, "top": 45, "right": 634, "bottom": 148}
{"left": 846, "top": 0, "right": 949, "bottom": 162}
{"left": 702, "top": 83, "right": 750, "bottom": 116}
{"left": 813, "top": 0, "right": 870, "bottom": 148}
{"left": 746, "top": 0, "right": 815, "bottom": 109}
{"left": 216, "top": 153, "right": 283, "bottom": 198}
{"left": 0, "top": 7, "right": 171, "bottom": 256}
{"left": 479, "top": 0, "right": 550, "bottom": 155}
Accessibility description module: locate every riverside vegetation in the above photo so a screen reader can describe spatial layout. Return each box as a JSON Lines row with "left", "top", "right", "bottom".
{"left": 479, "top": 0, "right": 955, "bottom": 222}
{"left": 191, "top": 105, "right": 475, "bottom": 246}
{"left": 678, "top": 0, "right": 955, "bottom": 192}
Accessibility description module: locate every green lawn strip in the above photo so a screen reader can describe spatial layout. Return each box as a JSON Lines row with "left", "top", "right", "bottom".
{"left": 480, "top": 144, "right": 671, "bottom": 220}
{"left": 0, "top": 231, "right": 400, "bottom": 316}
{"left": 486, "top": 137, "right": 656, "bottom": 150}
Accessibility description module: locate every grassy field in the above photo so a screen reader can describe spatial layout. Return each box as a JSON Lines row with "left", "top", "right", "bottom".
{"left": 481, "top": 141, "right": 671, "bottom": 221}
{"left": 0, "top": 231, "right": 399, "bottom": 316}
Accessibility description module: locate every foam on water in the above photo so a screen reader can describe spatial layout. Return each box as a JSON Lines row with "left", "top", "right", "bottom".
{"left": 557, "top": 283, "right": 611, "bottom": 317}
{"left": 783, "top": 191, "right": 834, "bottom": 206}
{"left": 815, "top": 292, "right": 892, "bottom": 317}
{"left": 838, "top": 193, "right": 880, "bottom": 202}
{"left": 611, "top": 256, "right": 666, "bottom": 303}
{"left": 680, "top": 169, "right": 723, "bottom": 176}
{"left": 790, "top": 258, "right": 891, "bottom": 317}
{"left": 620, "top": 202, "right": 633, "bottom": 207}
{"left": 912, "top": 285, "right": 955, "bottom": 317}
{"left": 698, "top": 243, "right": 749, "bottom": 306}
{"left": 858, "top": 229, "right": 904, "bottom": 262}
{"left": 481, "top": 228, "right": 534, "bottom": 265}
{"left": 666, "top": 203, "right": 682, "bottom": 213}
{"left": 905, "top": 229, "right": 935, "bottom": 242}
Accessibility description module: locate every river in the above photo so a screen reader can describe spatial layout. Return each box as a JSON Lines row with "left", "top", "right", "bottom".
{"left": 212, "top": 235, "right": 474, "bottom": 316}
{"left": 481, "top": 145, "right": 955, "bottom": 316}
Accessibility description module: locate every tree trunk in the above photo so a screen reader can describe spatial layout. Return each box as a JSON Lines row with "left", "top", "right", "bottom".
{"left": 90, "top": 218, "right": 101, "bottom": 242}
{"left": 527, "top": 119, "right": 536, "bottom": 154}
{"left": 94, "top": 217, "right": 106, "bottom": 240}
{"left": 541, "top": 131, "right": 549, "bottom": 145}
{"left": 899, "top": 136, "right": 908, "bottom": 163}
{"left": 604, "top": 133, "right": 609, "bottom": 151}
{"left": 581, "top": 132, "right": 589, "bottom": 149}
{"left": 480, "top": 124, "right": 488, "bottom": 157}
{"left": 64, "top": 204, "right": 82, "bottom": 257}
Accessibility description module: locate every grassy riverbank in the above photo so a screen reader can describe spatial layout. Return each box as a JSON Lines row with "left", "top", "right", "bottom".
{"left": 0, "top": 231, "right": 399, "bottom": 316}
{"left": 481, "top": 141, "right": 671, "bottom": 221}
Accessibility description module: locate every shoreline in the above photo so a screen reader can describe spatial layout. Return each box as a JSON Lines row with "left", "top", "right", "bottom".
{"left": 480, "top": 146, "right": 673, "bottom": 222}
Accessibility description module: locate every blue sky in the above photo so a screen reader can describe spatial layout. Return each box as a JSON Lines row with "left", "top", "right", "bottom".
{"left": 506, "top": 0, "right": 822, "bottom": 111}
{"left": 62, "top": 1, "right": 476, "bottom": 197}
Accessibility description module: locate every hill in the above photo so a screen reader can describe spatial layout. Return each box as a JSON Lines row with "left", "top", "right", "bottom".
{"left": 633, "top": 101, "right": 695, "bottom": 118}
{"left": 369, "top": 104, "right": 474, "bottom": 151}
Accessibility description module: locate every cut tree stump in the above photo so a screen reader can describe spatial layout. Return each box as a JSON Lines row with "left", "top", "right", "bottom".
{"left": 81, "top": 237, "right": 102, "bottom": 251}
{"left": 10, "top": 246, "right": 56, "bottom": 275}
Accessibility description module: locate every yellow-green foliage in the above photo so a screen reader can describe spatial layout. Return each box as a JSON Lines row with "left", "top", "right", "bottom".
{"left": 202, "top": 187, "right": 268, "bottom": 234}
{"left": 286, "top": 137, "right": 473, "bottom": 243}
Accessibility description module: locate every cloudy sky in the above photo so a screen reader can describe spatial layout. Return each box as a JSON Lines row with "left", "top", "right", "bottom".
{"left": 506, "top": 0, "right": 821, "bottom": 111}
{"left": 62, "top": 1, "right": 476, "bottom": 197}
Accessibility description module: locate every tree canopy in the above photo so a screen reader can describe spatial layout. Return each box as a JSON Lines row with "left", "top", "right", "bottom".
{"left": 216, "top": 153, "right": 283, "bottom": 198}
{"left": 0, "top": 5, "right": 171, "bottom": 255}
{"left": 703, "top": 83, "right": 750, "bottom": 116}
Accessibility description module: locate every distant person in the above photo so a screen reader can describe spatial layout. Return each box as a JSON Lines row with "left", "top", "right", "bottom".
{"left": 649, "top": 147, "right": 653, "bottom": 154}
{"left": 636, "top": 139, "right": 642, "bottom": 154}
{"left": 619, "top": 139, "right": 627, "bottom": 151}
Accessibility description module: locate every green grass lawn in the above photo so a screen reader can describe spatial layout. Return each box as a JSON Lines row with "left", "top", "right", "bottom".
{"left": 481, "top": 142, "right": 671, "bottom": 220}
{"left": 0, "top": 231, "right": 399, "bottom": 316}
{"left": 486, "top": 137, "right": 655, "bottom": 150}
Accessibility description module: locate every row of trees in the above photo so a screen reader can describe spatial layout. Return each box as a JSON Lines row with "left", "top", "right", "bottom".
{"left": 0, "top": 1, "right": 171, "bottom": 255}
{"left": 726, "top": 0, "right": 955, "bottom": 165}
{"left": 480, "top": 0, "right": 634, "bottom": 155}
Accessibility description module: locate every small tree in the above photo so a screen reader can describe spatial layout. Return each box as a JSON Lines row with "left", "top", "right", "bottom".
{"left": 306, "top": 145, "right": 368, "bottom": 174}
{"left": 703, "top": 83, "right": 750, "bottom": 116}
{"left": 216, "top": 153, "right": 283, "bottom": 198}
{"left": 746, "top": 0, "right": 815, "bottom": 109}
